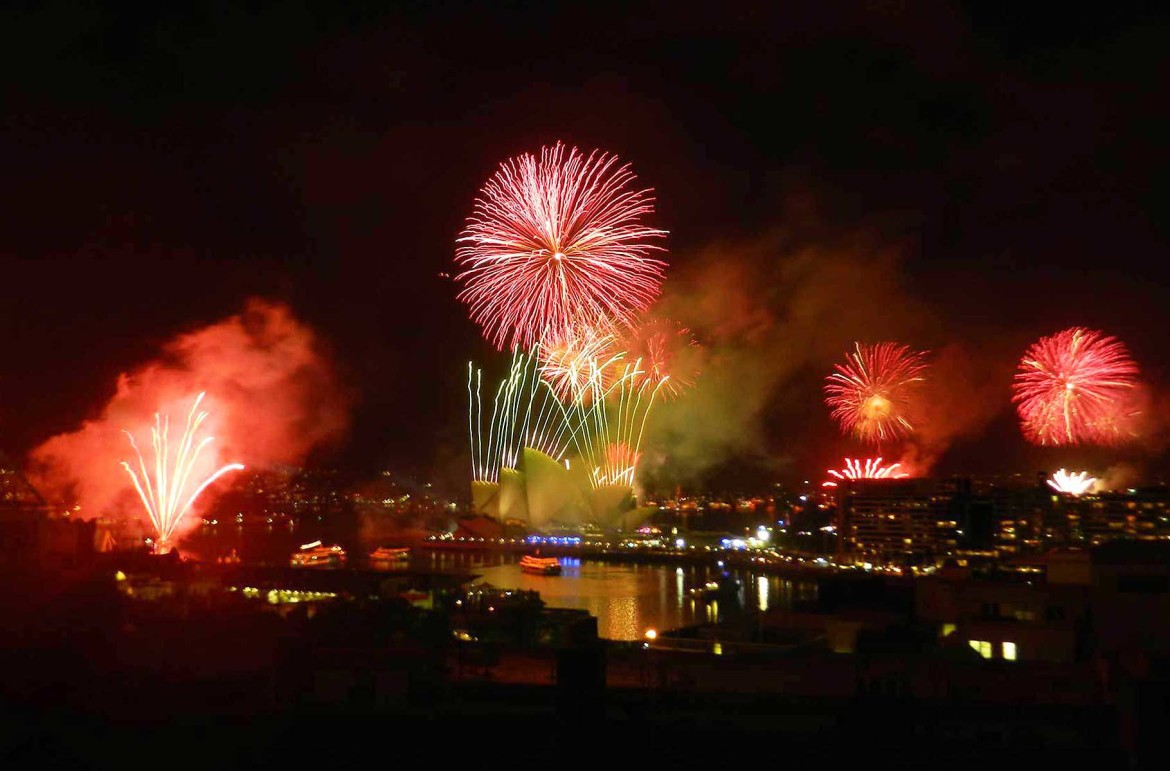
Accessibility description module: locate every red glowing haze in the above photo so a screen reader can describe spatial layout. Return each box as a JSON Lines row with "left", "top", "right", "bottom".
{"left": 28, "top": 299, "right": 351, "bottom": 539}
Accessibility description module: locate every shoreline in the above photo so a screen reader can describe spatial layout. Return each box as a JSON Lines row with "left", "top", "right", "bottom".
{"left": 417, "top": 538, "right": 872, "bottom": 582}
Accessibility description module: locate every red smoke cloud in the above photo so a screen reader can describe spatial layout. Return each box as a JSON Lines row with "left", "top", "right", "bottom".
{"left": 28, "top": 299, "right": 351, "bottom": 538}
{"left": 898, "top": 341, "right": 1013, "bottom": 475}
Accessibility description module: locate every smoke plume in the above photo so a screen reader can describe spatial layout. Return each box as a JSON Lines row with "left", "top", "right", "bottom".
{"left": 900, "top": 341, "right": 1015, "bottom": 475}
{"left": 28, "top": 299, "right": 351, "bottom": 536}
{"left": 641, "top": 224, "right": 1010, "bottom": 487}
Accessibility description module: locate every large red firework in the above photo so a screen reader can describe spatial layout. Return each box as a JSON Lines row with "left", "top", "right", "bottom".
{"left": 1012, "top": 327, "right": 1140, "bottom": 446}
{"left": 619, "top": 317, "right": 699, "bottom": 400}
{"left": 824, "top": 342, "right": 929, "bottom": 444}
{"left": 455, "top": 142, "right": 667, "bottom": 350}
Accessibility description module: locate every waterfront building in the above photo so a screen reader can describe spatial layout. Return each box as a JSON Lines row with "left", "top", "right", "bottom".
{"left": 834, "top": 478, "right": 960, "bottom": 566}
{"left": 835, "top": 474, "right": 1170, "bottom": 568}
{"left": 0, "top": 451, "right": 93, "bottom": 569}
{"left": 917, "top": 541, "right": 1170, "bottom": 664}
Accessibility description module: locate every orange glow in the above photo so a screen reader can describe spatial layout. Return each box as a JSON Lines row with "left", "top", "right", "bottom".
{"left": 28, "top": 299, "right": 350, "bottom": 540}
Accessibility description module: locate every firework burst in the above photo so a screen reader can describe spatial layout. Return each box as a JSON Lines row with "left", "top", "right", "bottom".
{"left": 537, "top": 324, "right": 622, "bottom": 402}
{"left": 1047, "top": 468, "right": 1097, "bottom": 495}
{"left": 120, "top": 393, "right": 244, "bottom": 553}
{"left": 455, "top": 142, "right": 667, "bottom": 350}
{"left": 824, "top": 342, "right": 929, "bottom": 444}
{"left": 1013, "top": 327, "right": 1140, "bottom": 446}
{"left": 619, "top": 317, "right": 698, "bottom": 400}
{"left": 821, "top": 457, "right": 909, "bottom": 488}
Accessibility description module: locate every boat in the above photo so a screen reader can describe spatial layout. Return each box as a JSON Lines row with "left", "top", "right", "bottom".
{"left": 370, "top": 546, "right": 411, "bottom": 563}
{"left": 688, "top": 573, "right": 743, "bottom": 604}
{"left": 519, "top": 553, "right": 561, "bottom": 575}
{"left": 290, "top": 540, "right": 346, "bottom": 567}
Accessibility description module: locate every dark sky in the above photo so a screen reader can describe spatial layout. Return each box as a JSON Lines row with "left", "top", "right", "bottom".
{"left": 2, "top": 2, "right": 1169, "bottom": 493}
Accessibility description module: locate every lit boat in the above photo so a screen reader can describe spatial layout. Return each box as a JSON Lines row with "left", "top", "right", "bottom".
{"left": 370, "top": 546, "right": 411, "bottom": 562}
{"left": 519, "top": 554, "right": 561, "bottom": 575}
{"left": 290, "top": 540, "right": 346, "bottom": 567}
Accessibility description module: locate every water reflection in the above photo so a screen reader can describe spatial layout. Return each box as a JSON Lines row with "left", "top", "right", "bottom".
{"left": 451, "top": 551, "right": 817, "bottom": 641}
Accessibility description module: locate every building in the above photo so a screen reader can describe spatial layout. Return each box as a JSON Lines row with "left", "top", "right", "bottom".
{"left": 835, "top": 478, "right": 961, "bottom": 566}
{"left": 836, "top": 473, "right": 1170, "bottom": 567}
{"left": 0, "top": 451, "right": 94, "bottom": 569}
{"left": 918, "top": 542, "right": 1170, "bottom": 664}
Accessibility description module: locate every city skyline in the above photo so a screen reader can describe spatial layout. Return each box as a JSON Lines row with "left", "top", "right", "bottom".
{"left": 3, "top": 4, "right": 1170, "bottom": 504}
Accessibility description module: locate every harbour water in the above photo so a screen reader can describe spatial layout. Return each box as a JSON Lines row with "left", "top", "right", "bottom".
{"left": 427, "top": 549, "right": 818, "bottom": 641}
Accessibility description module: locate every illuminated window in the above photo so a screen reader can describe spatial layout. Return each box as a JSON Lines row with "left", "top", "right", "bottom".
{"left": 1002, "top": 642, "right": 1017, "bottom": 661}
{"left": 940, "top": 623, "right": 956, "bottom": 638}
{"left": 968, "top": 640, "right": 992, "bottom": 659}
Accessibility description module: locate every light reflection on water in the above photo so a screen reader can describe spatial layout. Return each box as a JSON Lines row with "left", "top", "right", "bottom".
{"left": 430, "top": 550, "right": 817, "bottom": 641}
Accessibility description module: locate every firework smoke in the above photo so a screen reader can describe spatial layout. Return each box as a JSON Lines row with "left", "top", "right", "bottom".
{"left": 899, "top": 341, "right": 1015, "bottom": 474}
{"left": 618, "top": 315, "right": 699, "bottom": 400}
{"left": 639, "top": 223, "right": 1008, "bottom": 488}
{"left": 455, "top": 141, "right": 667, "bottom": 350}
{"left": 28, "top": 299, "right": 350, "bottom": 536}
{"left": 1096, "top": 462, "right": 1141, "bottom": 492}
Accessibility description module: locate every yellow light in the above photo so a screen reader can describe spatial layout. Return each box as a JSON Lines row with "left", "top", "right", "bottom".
{"left": 644, "top": 629, "right": 657, "bottom": 640}
{"left": 1002, "top": 641, "right": 1017, "bottom": 661}
{"left": 114, "top": 570, "right": 126, "bottom": 582}
{"left": 712, "top": 642, "right": 723, "bottom": 655}
{"left": 941, "top": 623, "right": 956, "bottom": 638}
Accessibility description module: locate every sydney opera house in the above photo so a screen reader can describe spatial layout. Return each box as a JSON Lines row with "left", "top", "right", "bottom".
{"left": 470, "top": 448, "right": 650, "bottom": 532}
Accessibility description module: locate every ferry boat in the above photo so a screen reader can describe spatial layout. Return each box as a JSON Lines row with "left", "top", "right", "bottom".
{"left": 369, "top": 546, "right": 411, "bottom": 563}
{"left": 519, "top": 553, "right": 561, "bottom": 575}
{"left": 290, "top": 540, "right": 346, "bottom": 568}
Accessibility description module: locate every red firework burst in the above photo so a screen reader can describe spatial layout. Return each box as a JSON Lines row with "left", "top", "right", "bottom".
{"left": 1012, "top": 327, "right": 1140, "bottom": 446}
{"left": 455, "top": 142, "right": 667, "bottom": 350}
{"left": 619, "top": 317, "right": 699, "bottom": 400}
{"left": 821, "top": 457, "right": 909, "bottom": 488}
{"left": 824, "top": 342, "right": 929, "bottom": 444}
{"left": 594, "top": 442, "right": 640, "bottom": 487}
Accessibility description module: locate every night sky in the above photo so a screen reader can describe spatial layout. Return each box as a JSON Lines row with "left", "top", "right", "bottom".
{"left": 3, "top": 3, "right": 1169, "bottom": 496}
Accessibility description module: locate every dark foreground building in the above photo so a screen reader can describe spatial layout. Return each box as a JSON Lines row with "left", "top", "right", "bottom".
{"left": 3, "top": 544, "right": 1163, "bottom": 770}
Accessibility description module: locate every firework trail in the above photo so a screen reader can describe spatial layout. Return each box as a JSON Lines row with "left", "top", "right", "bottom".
{"left": 825, "top": 342, "right": 929, "bottom": 444}
{"left": 468, "top": 346, "right": 570, "bottom": 484}
{"left": 455, "top": 142, "right": 667, "bottom": 350}
{"left": 1012, "top": 327, "right": 1140, "bottom": 446}
{"left": 619, "top": 317, "right": 699, "bottom": 400}
{"left": 592, "top": 443, "right": 640, "bottom": 487}
{"left": 1047, "top": 468, "right": 1097, "bottom": 495}
{"left": 559, "top": 354, "right": 668, "bottom": 489}
{"left": 120, "top": 392, "right": 244, "bottom": 553}
{"left": 821, "top": 457, "right": 909, "bottom": 488}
